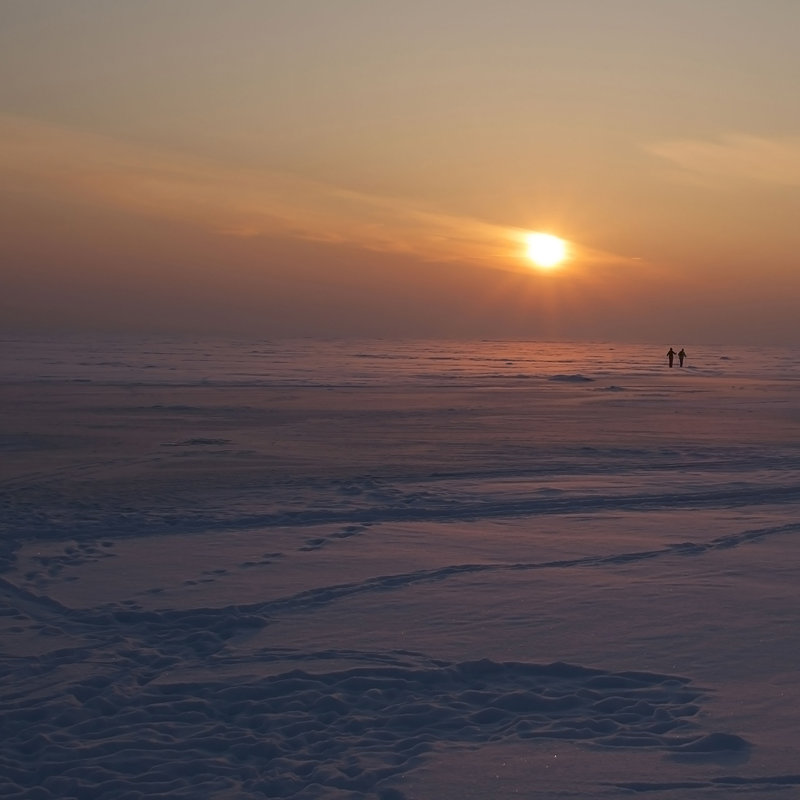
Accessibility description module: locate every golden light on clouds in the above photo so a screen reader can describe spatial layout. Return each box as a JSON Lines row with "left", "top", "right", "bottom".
{"left": 0, "top": 114, "right": 660, "bottom": 294}
{"left": 0, "top": 114, "right": 528, "bottom": 268}
{"left": 647, "top": 134, "right": 800, "bottom": 187}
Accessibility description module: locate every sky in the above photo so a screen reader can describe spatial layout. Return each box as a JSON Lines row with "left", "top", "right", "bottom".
{"left": 2, "top": 0, "right": 800, "bottom": 344}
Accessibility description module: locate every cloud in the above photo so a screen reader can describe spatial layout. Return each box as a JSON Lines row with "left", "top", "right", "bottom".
{"left": 0, "top": 114, "right": 522, "bottom": 266}
{"left": 646, "top": 133, "right": 800, "bottom": 187}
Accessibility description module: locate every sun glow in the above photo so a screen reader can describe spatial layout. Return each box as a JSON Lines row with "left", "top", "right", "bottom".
{"left": 525, "top": 232, "right": 568, "bottom": 268}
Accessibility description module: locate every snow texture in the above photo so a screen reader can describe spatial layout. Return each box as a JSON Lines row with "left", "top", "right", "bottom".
{"left": 2, "top": 337, "right": 800, "bottom": 798}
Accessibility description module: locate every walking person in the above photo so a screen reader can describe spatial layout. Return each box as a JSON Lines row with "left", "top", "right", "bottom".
{"left": 678, "top": 348, "right": 686, "bottom": 367}
{"left": 667, "top": 347, "right": 676, "bottom": 368}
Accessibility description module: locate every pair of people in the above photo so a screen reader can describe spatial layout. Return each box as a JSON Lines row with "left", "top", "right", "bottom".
{"left": 667, "top": 347, "right": 686, "bottom": 368}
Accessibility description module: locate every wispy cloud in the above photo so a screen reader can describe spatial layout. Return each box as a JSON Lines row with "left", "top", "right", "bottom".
{"left": 646, "top": 133, "right": 800, "bottom": 187}
{"left": 0, "top": 114, "right": 522, "bottom": 265}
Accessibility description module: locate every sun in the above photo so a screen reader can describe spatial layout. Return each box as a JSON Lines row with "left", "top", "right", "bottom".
{"left": 525, "top": 232, "right": 568, "bottom": 268}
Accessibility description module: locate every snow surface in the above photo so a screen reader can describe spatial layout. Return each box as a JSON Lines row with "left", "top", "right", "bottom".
{"left": 1, "top": 337, "right": 800, "bottom": 799}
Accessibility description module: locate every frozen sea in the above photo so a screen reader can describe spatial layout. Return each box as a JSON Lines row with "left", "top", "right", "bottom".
{"left": 1, "top": 336, "right": 800, "bottom": 799}
{"left": 2, "top": 335, "right": 798, "bottom": 386}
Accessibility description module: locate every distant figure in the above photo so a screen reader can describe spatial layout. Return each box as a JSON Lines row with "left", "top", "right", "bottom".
{"left": 667, "top": 347, "right": 676, "bottom": 368}
{"left": 678, "top": 348, "right": 686, "bottom": 367}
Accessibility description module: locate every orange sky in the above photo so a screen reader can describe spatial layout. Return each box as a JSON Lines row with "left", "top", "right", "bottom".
{"left": 2, "top": 1, "right": 800, "bottom": 344}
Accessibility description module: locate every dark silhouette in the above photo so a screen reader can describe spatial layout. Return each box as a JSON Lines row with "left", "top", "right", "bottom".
{"left": 667, "top": 347, "right": 675, "bottom": 368}
{"left": 678, "top": 348, "right": 686, "bottom": 367}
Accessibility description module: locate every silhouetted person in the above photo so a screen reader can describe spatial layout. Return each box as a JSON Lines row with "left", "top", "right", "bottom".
{"left": 678, "top": 348, "right": 686, "bottom": 367}
{"left": 667, "top": 347, "right": 675, "bottom": 368}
